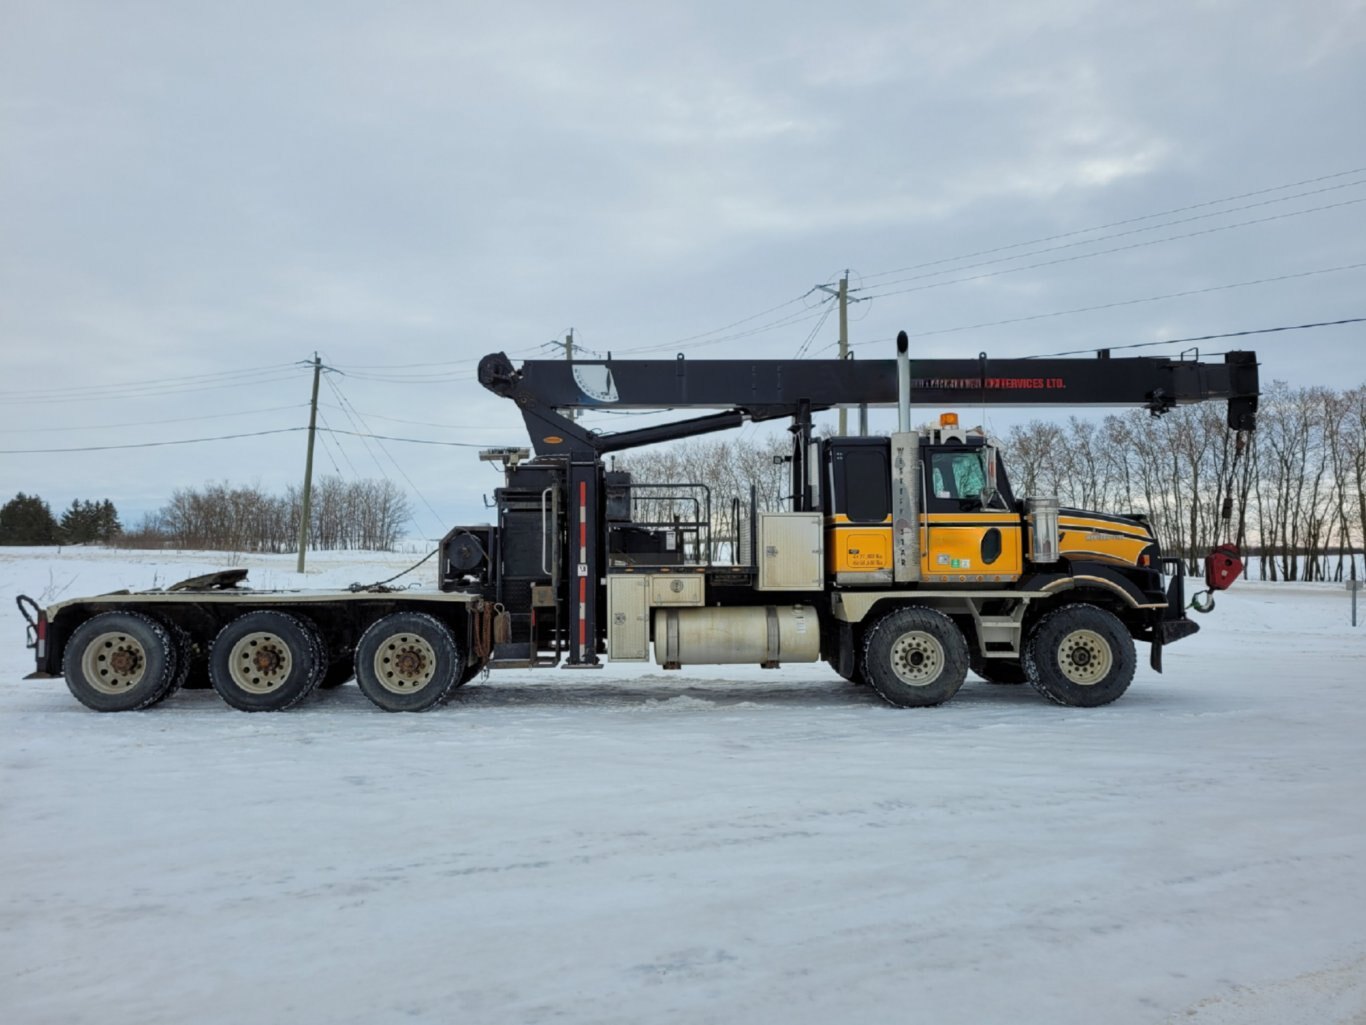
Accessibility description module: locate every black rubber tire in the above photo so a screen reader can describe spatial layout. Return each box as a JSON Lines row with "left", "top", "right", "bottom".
{"left": 319, "top": 657, "right": 354, "bottom": 689}
{"left": 861, "top": 606, "right": 969, "bottom": 708}
{"left": 355, "top": 612, "right": 463, "bottom": 712}
{"left": 164, "top": 621, "right": 215, "bottom": 689}
{"left": 970, "top": 655, "right": 1028, "bottom": 685}
{"left": 63, "top": 611, "right": 181, "bottom": 712}
{"left": 1024, "top": 603, "right": 1136, "bottom": 707}
{"left": 167, "top": 622, "right": 206, "bottom": 692}
{"left": 208, "top": 610, "right": 326, "bottom": 712}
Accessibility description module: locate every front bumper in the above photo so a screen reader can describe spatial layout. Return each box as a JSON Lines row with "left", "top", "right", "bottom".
{"left": 1149, "top": 557, "right": 1200, "bottom": 671}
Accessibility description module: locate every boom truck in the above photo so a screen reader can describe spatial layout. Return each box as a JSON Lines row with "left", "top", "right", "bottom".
{"left": 18, "top": 334, "right": 1259, "bottom": 713}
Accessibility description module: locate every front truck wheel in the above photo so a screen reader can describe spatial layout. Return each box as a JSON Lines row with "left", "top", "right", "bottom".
{"left": 209, "top": 610, "right": 326, "bottom": 712}
{"left": 63, "top": 611, "right": 182, "bottom": 711}
{"left": 1024, "top": 603, "right": 1136, "bottom": 707}
{"left": 355, "top": 612, "right": 464, "bottom": 712}
{"left": 861, "top": 606, "right": 969, "bottom": 708}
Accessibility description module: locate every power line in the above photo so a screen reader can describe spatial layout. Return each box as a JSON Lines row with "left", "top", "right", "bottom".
{"left": 608, "top": 169, "right": 1366, "bottom": 359}
{"left": 0, "top": 368, "right": 305, "bottom": 405}
{"left": 1022, "top": 317, "right": 1366, "bottom": 359}
{"left": 317, "top": 404, "right": 511, "bottom": 431}
{"left": 858, "top": 166, "right": 1366, "bottom": 285}
{"left": 612, "top": 289, "right": 820, "bottom": 355}
{"left": 793, "top": 297, "right": 837, "bottom": 358}
{"left": 0, "top": 363, "right": 302, "bottom": 401}
{"left": 850, "top": 261, "right": 1366, "bottom": 345}
{"left": 856, "top": 181, "right": 1366, "bottom": 295}
{"left": 0, "top": 425, "right": 498, "bottom": 455}
{"left": 319, "top": 429, "right": 497, "bottom": 448}
{"left": 314, "top": 407, "right": 354, "bottom": 477}
{"left": 1, "top": 427, "right": 308, "bottom": 454}
{"left": 618, "top": 302, "right": 837, "bottom": 356}
{"left": 324, "top": 376, "right": 452, "bottom": 533}
{"left": 330, "top": 345, "right": 549, "bottom": 373}
{"left": 0, "top": 403, "right": 309, "bottom": 434}
{"left": 323, "top": 374, "right": 399, "bottom": 481}
{"left": 855, "top": 196, "right": 1366, "bottom": 302}
{"left": 333, "top": 369, "right": 481, "bottom": 384}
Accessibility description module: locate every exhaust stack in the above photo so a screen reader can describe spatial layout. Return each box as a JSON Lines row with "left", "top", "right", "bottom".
{"left": 891, "top": 330, "right": 921, "bottom": 582}
{"left": 896, "top": 330, "right": 911, "bottom": 431}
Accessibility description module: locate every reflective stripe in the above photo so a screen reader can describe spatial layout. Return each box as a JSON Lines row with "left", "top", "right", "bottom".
{"left": 579, "top": 481, "right": 588, "bottom": 658}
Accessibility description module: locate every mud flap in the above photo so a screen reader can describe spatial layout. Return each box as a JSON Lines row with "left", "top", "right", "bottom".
{"left": 836, "top": 621, "right": 859, "bottom": 680}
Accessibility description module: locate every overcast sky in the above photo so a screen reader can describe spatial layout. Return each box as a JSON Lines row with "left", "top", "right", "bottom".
{"left": 2, "top": 0, "right": 1364, "bottom": 541}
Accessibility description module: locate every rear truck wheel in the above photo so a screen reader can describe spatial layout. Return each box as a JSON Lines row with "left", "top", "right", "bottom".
{"left": 166, "top": 622, "right": 203, "bottom": 692}
{"left": 63, "top": 611, "right": 181, "bottom": 712}
{"left": 1024, "top": 603, "right": 1136, "bottom": 707}
{"left": 969, "top": 654, "right": 1028, "bottom": 685}
{"left": 355, "top": 612, "right": 463, "bottom": 712}
{"left": 172, "top": 624, "right": 213, "bottom": 690}
{"left": 861, "top": 606, "right": 969, "bottom": 708}
{"left": 209, "top": 610, "right": 326, "bottom": 712}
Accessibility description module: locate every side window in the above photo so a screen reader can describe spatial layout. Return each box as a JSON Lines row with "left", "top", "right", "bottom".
{"left": 929, "top": 451, "right": 987, "bottom": 508}
{"left": 832, "top": 444, "right": 891, "bottom": 523}
{"left": 952, "top": 452, "right": 985, "bottom": 497}
{"left": 844, "top": 448, "right": 890, "bottom": 522}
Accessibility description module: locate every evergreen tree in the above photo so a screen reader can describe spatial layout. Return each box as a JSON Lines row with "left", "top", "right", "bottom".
{"left": 0, "top": 493, "right": 60, "bottom": 545}
{"left": 58, "top": 498, "right": 123, "bottom": 543}
{"left": 95, "top": 499, "right": 122, "bottom": 540}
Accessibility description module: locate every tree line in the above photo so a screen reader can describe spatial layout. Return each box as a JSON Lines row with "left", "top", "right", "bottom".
{"left": 135, "top": 477, "right": 412, "bottom": 551}
{"left": 1002, "top": 382, "right": 1365, "bottom": 581}
{"left": 2, "top": 477, "right": 412, "bottom": 552}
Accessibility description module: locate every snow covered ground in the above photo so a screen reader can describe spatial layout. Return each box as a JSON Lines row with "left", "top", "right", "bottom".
{"left": 2, "top": 546, "right": 1365, "bottom": 1025}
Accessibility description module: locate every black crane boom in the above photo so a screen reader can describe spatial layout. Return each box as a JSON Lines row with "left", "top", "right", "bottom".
{"left": 478, "top": 349, "right": 1259, "bottom": 456}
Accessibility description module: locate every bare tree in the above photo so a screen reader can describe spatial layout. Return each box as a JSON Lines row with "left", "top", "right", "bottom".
{"left": 153, "top": 478, "right": 409, "bottom": 552}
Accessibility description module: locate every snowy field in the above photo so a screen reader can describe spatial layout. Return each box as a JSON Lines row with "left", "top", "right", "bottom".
{"left": 2, "top": 546, "right": 1365, "bottom": 1025}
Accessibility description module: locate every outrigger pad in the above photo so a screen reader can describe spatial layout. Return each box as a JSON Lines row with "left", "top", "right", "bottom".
{"left": 167, "top": 568, "right": 250, "bottom": 592}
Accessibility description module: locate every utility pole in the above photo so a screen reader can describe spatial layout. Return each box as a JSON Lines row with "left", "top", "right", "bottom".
{"left": 565, "top": 329, "right": 575, "bottom": 421}
{"left": 547, "top": 329, "right": 578, "bottom": 420}
{"left": 837, "top": 274, "right": 849, "bottom": 435}
{"left": 815, "top": 272, "right": 866, "bottom": 435}
{"left": 296, "top": 353, "right": 322, "bottom": 573}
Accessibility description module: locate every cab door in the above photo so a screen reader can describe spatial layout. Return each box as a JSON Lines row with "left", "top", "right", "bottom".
{"left": 825, "top": 439, "right": 893, "bottom": 585}
{"left": 922, "top": 447, "right": 1023, "bottom": 582}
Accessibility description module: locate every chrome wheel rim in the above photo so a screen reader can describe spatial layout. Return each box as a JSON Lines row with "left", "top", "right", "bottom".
{"left": 81, "top": 631, "right": 148, "bottom": 695}
{"left": 374, "top": 633, "right": 437, "bottom": 695}
{"left": 227, "top": 631, "right": 293, "bottom": 694}
{"left": 889, "top": 631, "right": 945, "bottom": 687}
{"left": 1057, "top": 629, "right": 1112, "bottom": 686}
